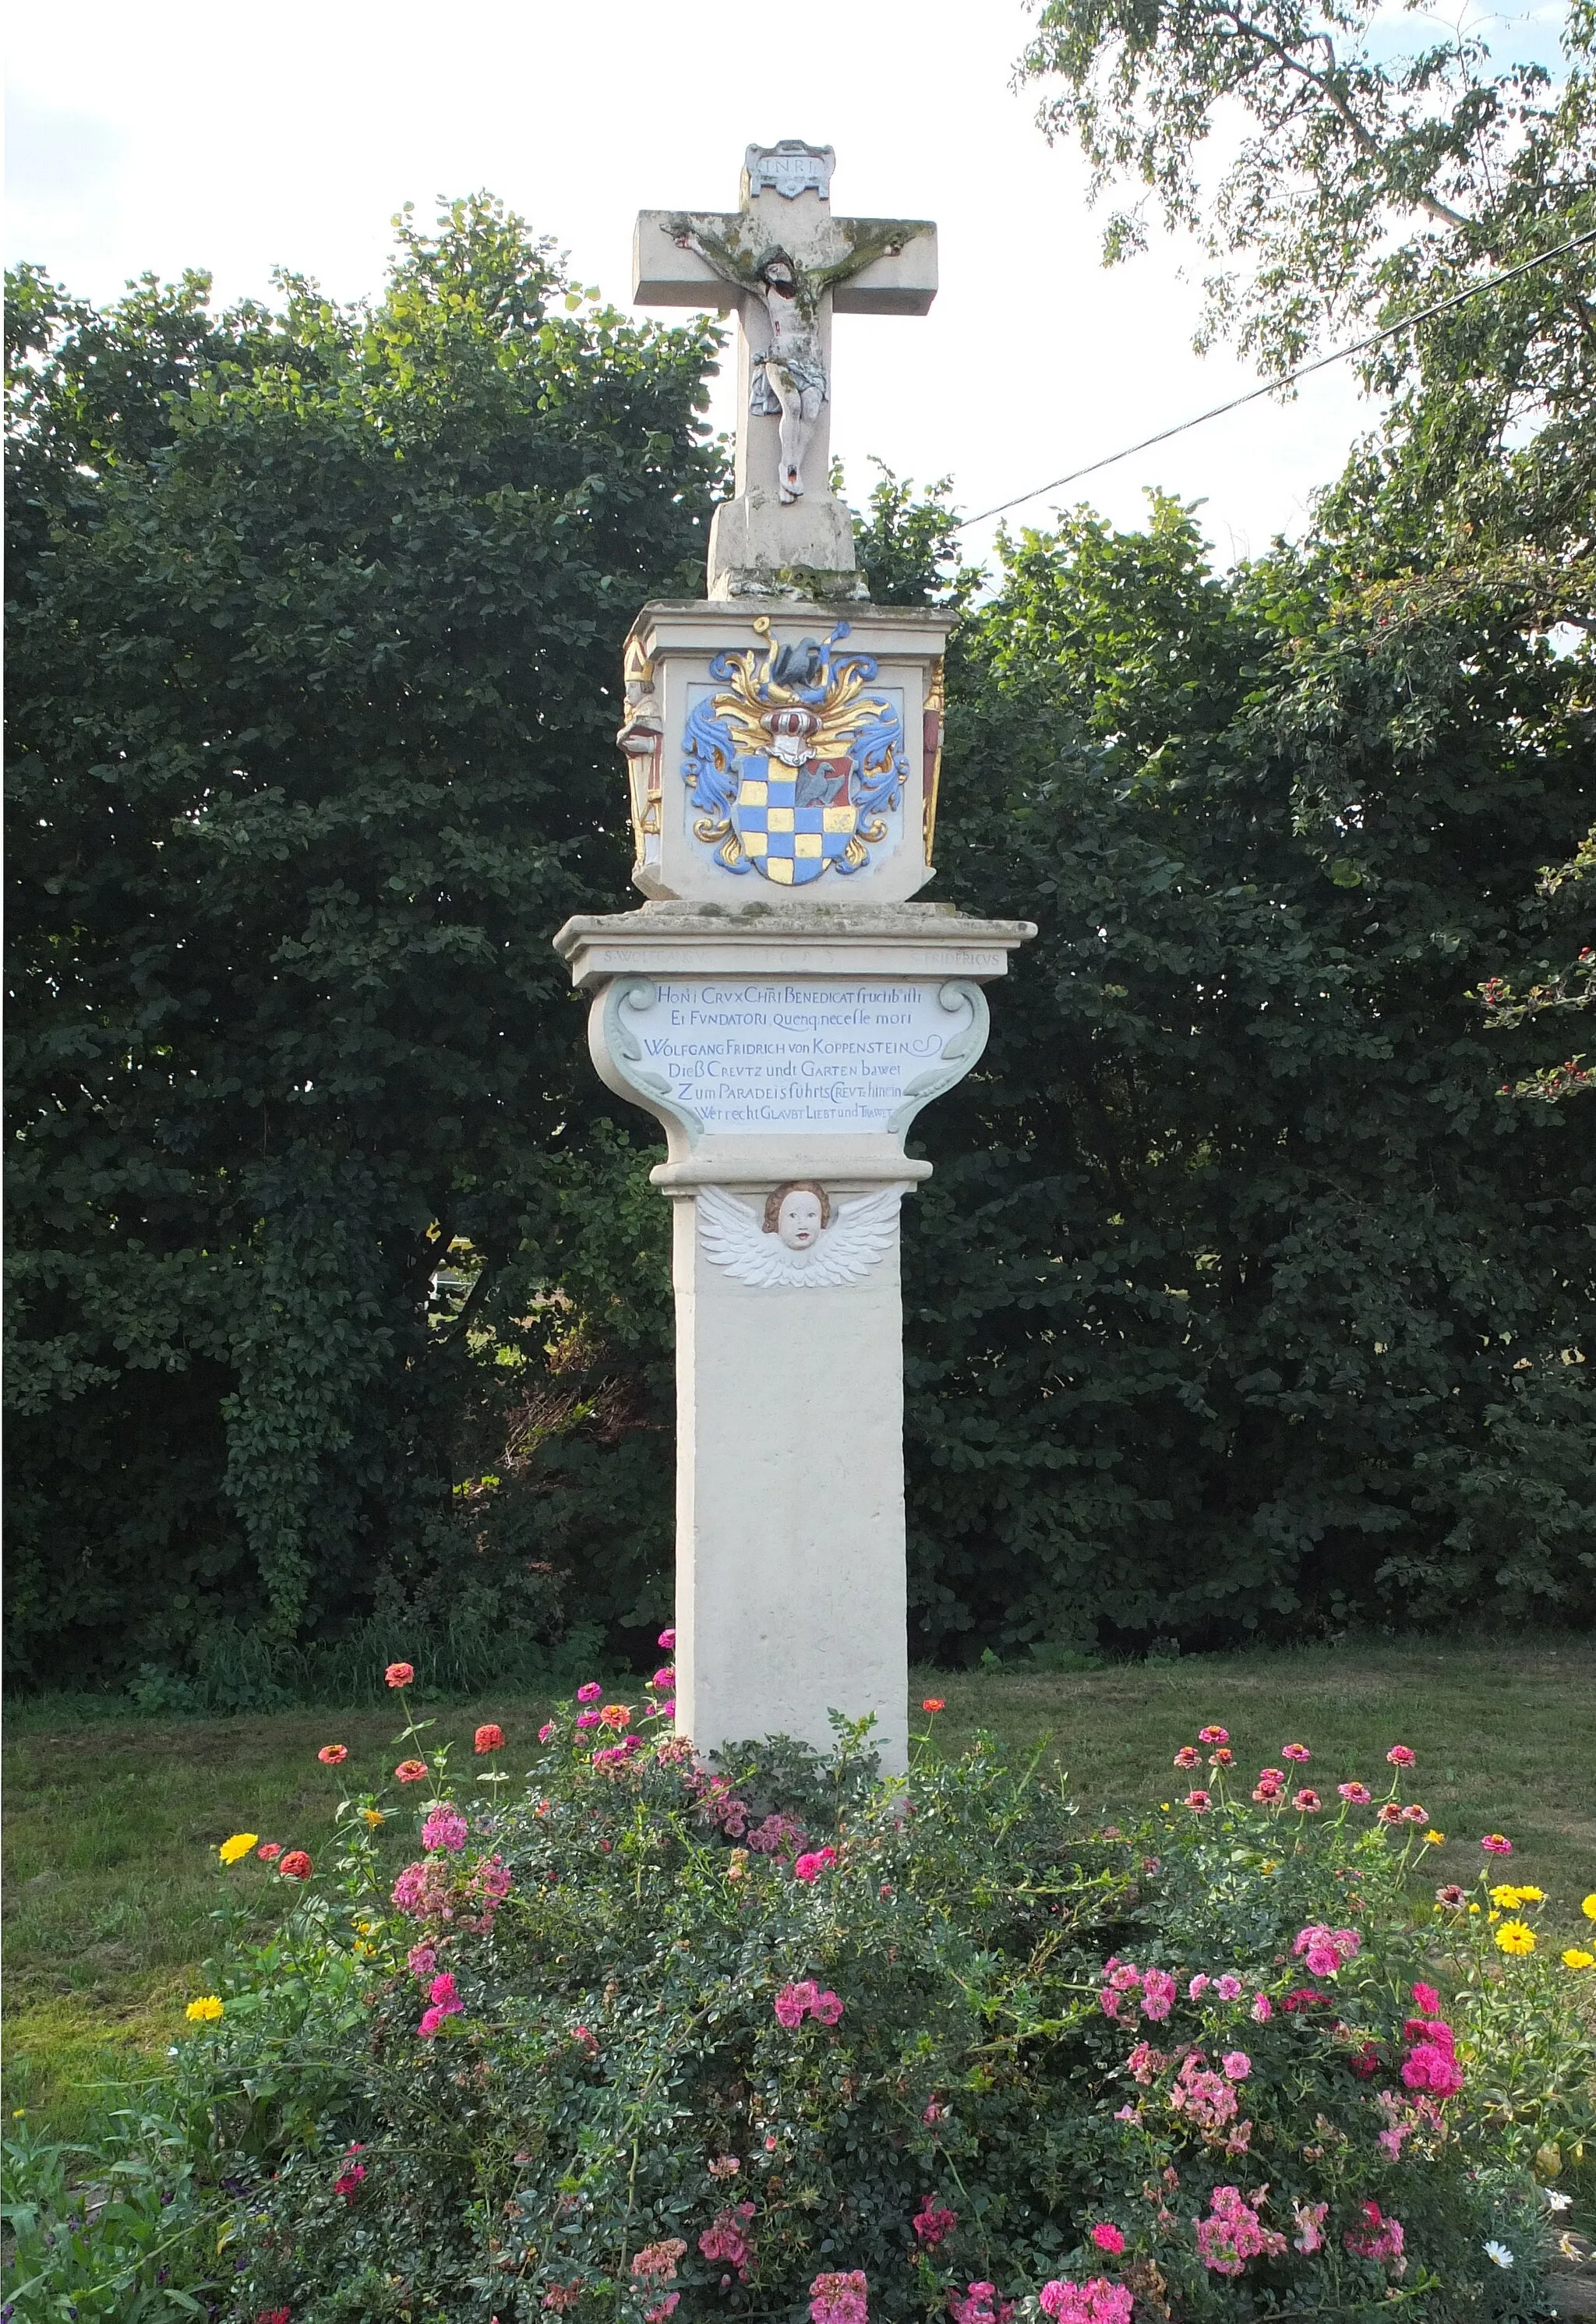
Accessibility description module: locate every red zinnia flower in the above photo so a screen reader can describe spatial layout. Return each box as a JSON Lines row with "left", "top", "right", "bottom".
{"left": 317, "top": 1744, "right": 348, "bottom": 1765}
{"left": 385, "top": 1661, "right": 415, "bottom": 1689}
{"left": 278, "top": 1849, "right": 312, "bottom": 1881}
{"left": 921, "top": 1699, "right": 945, "bottom": 1713}
{"left": 474, "top": 1724, "right": 505, "bottom": 1754}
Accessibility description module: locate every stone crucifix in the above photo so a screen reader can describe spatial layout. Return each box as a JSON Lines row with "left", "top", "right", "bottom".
{"left": 634, "top": 140, "right": 937, "bottom": 599}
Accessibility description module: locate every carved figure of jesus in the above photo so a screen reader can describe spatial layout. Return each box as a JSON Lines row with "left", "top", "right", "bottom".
{"left": 666, "top": 215, "right": 914, "bottom": 503}
{"left": 753, "top": 255, "right": 825, "bottom": 502}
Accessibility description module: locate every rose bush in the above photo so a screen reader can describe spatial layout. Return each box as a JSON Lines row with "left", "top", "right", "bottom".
{"left": 8, "top": 1679, "right": 1593, "bottom": 2322}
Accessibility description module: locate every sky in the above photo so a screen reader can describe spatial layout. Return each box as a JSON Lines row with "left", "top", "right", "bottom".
{"left": 5, "top": 0, "right": 1571, "bottom": 574}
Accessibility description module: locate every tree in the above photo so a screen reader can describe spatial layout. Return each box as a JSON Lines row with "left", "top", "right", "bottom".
{"left": 5, "top": 200, "right": 722, "bottom": 1683}
{"left": 1015, "top": 0, "right": 1596, "bottom": 570}
{"left": 902, "top": 493, "right": 1594, "bottom": 1650}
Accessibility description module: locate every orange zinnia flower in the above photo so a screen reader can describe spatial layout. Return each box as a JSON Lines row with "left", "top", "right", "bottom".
{"left": 278, "top": 1849, "right": 313, "bottom": 1881}
{"left": 474, "top": 1723, "right": 505, "bottom": 1754}
{"left": 385, "top": 1662, "right": 415, "bottom": 1689}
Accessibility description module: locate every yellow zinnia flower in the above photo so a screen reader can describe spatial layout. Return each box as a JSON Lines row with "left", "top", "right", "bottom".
{"left": 1489, "top": 1884, "right": 1522, "bottom": 1909}
{"left": 217, "top": 1832, "right": 258, "bottom": 1865}
{"left": 1424, "top": 1830, "right": 1445, "bottom": 1845}
{"left": 1562, "top": 1948, "right": 1595, "bottom": 1970}
{"left": 1495, "top": 1920, "right": 1536, "bottom": 1956}
{"left": 185, "top": 1995, "right": 225, "bottom": 2022}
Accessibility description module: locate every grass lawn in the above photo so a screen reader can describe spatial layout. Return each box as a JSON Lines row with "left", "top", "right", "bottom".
{"left": 5, "top": 1634, "right": 1593, "bottom": 2139}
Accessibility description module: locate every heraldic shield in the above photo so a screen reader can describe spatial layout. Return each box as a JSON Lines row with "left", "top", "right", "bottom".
{"left": 680, "top": 620, "right": 908, "bottom": 887}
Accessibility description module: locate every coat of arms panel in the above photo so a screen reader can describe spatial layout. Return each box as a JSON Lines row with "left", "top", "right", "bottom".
{"left": 680, "top": 621, "right": 908, "bottom": 888}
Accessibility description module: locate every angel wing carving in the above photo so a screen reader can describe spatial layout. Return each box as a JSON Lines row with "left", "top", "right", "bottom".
{"left": 697, "top": 1185, "right": 902, "bottom": 1288}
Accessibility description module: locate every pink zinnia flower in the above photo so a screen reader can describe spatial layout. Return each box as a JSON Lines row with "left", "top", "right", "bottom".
{"left": 809, "top": 2271, "right": 867, "bottom": 2324}
{"left": 394, "top": 1759, "right": 429, "bottom": 1784}
{"left": 1184, "top": 1789, "right": 1213, "bottom": 1813}
{"left": 1481, "top": 1833, "right": 1513, "bottom": 1855}
{"left": 1386, "top": 1745, "right": 1416, "bottom": 1766}
{"left": 1401, "top": 1803, "right": 1428, "bottom": 1823}
{"left": 1435, "top": 1883, "right": 1468, "bottom": 1909}
{"left": 576, "top": 1682, "right": 602, "bottom": 1703}
{"left": 1375, "top": 1801, "right": 1404, "bottom": 1825}
{"left": 1198, "top": 1725, "right": 1229, "bottom": 1745}
{"left": 317, "top": 1744, "right": 348, "bottom": 1765}
{"left": 651, "top": 1666, "right": 675, "bottom": 1689}
{"left": 384, "top": 1661, "right": 414, "bottom": 1689}
{"left": 1088, "top": 2223, "right": 1125, "bottom": 2255}
{"left": 256, "top": 1842, "right": 282, "bottom": 1860}
{"left": 1293, "top": 1788, "right": 1322, "bottom": 1813}
{"left": 575, "top": 1710, "right": 600, "bottom": 1730}
{"left": 1337, "top": 1782, "right": 1372, "bottom": 1804}
{"left": 658, "top": 1625, "right": 676, "bottom": 1649}
{"left": 1282, "top": 1742, "right": 1311, "bottom": 1762}
{"left": 538, "top": 1722, "right": 556, "bottom": 1743}
{"left": 1173, "top": 1745, "right": 1202, "bottom": 1769}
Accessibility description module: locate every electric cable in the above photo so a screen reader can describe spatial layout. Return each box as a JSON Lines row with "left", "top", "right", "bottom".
{"left": 955, "top": 225, "right": 1596, "bottom": 532}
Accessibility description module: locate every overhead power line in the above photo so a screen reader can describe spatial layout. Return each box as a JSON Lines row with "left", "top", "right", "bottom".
{"left": 955, "top": 227, "right": 1596, "bottom": 532}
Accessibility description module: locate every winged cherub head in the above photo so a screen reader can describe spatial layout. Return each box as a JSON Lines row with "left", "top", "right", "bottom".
{"left": 762, "top": 1181, "right": 832, "bottom": 1251}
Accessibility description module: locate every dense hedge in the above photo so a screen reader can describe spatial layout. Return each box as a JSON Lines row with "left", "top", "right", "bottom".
{"left": 5, "top": 205, "right": 1593, "bottom": 1690}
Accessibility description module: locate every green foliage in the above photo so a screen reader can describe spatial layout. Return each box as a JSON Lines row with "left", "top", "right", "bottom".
{"left": 14, "top": 1703, "right": 1591, "bottom": 2320}
{"left": 905, "top": 493, "right": 1594, "bottom": 1651}
{"left": 4, "top": 200, "right": 722, "bottom": 1683}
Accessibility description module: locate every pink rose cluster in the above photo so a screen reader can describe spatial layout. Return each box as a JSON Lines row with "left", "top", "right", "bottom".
{"left": 948, "top": 2282, "right": 1012, "bottom": 2324}
{"left": 809, "top": 2271, "right": 868, "bottom": 2324}
{"left": 1291, "top": 1922, "right": 1361, "bottom": 1978}
{"left": 1038, "top": 2280, "right": 1133, "bottom": 2324}
{"left": 391, "top": 1851, "right": 512, "bottom": 1936}
{"left": 793, "top": 1846, "right": 838, "bottom": 1884}
{"left": 1195, "top": 2184, "right": 1288, "bottom": 2277}
{"left": 418, "top": 1969, "right": 463, "bottom": 2038}
{"left": 421, "top": 1804, "right": 468, "bottom": 1854}
{"left": 1399, "top": 1983, "right": 1464, "bottom": 2099}
{"left": 773, "top": 1979, "right": 844, "bottom": 2029}
{"left": 687, "top": 1769, "right": 808, "bottom": 1858}
{"left": 913, "top": 2195, "right": 957, "bottom": 2246}
{"left": 1098, "top": 1959, "right": 1177, "bottom": 2022}
{"left": 1344, "top": 2200, "right": 1407, "bottom": 2273}
{"left": 700, "top": 2205, "right": 756, "bottom": 2284}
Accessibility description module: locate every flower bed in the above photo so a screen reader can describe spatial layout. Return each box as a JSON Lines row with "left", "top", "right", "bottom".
{"left": 7, "top": 1664, "right": 1594, "bottom": 2322}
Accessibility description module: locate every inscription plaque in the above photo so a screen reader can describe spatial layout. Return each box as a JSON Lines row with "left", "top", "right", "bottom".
{"left": 602, "top": 976, "right": 989, "bottom": 1139}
